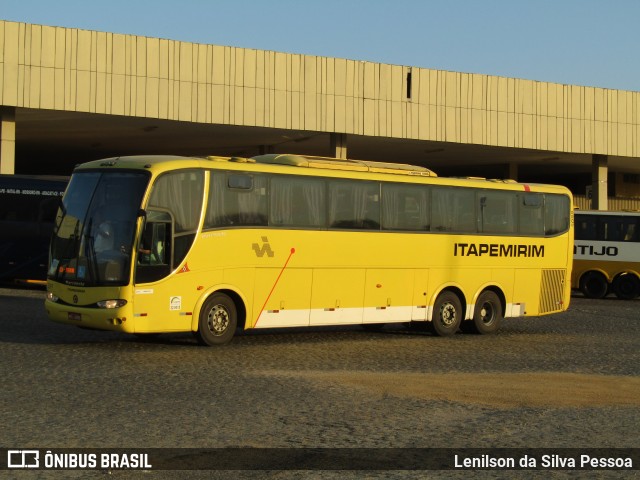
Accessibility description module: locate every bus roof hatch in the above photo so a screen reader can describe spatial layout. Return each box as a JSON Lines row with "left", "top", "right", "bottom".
{"left": 251, "top": 154, "right": 437, "bottom": 177}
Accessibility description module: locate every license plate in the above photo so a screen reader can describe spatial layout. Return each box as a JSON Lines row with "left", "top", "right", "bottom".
{"left": 68, "top": 312, "right": 82, "bottom": 321}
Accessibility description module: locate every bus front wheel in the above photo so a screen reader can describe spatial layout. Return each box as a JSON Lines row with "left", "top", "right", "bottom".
{"left": 197, "top": 293, "right": 237, "bottom": 346}
{"left": 579, "top": 272, "right": 608, "bottom": 299}
{"left": 429, "top": 291, "right": 462, "bottom": 336}
{"left": 612, "top": 274, "right": 640, "bottom": 300}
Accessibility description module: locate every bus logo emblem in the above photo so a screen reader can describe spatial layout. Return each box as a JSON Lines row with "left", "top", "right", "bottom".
{"left": 252, "top": 237, "right": 274, "bottom": 258}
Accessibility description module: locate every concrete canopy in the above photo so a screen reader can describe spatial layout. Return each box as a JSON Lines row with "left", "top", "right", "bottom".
{"left": 1, "top": 20, "right": 640, "bottom": 203}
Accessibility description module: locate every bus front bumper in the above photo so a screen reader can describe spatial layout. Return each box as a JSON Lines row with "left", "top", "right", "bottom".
{"left": 45, "top": 299, "right": 135, "bottom": 333}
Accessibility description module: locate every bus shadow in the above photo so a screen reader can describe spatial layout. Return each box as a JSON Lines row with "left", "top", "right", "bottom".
{"left": 571, "top": 291, "right": 639, "bottom": 302}
{"left": 0, "top": 295, "right": 441, "bottom": 348}
{"left": 0, "top": 289, "right": 499, "bottom": 348}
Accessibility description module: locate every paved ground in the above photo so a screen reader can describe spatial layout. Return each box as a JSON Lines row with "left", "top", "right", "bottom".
{"left": 0, "top": 287, "right": 638, "bottom": 479}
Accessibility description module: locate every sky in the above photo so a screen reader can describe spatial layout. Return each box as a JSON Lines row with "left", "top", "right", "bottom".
{"left": 3, "top": 0, "right": 640, "bottom": 92}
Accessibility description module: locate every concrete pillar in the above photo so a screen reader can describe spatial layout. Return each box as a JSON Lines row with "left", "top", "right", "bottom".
{"left": 259, "top": 145, "right": 275, "bottom": 155}
{"left": 591, "top": 154, "right": 608, "bottom": 211}
{"left": 330, "top": 133, "right": 347, "bottom": 159}
{"left": 506, "top": 162, "right": 518, "bottom": 181}
{"left": 0, "top": 107, "right": 16, "bottom": 175}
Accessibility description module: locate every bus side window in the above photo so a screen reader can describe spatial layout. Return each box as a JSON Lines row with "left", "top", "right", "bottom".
{"left": 622, "top": 219, "right": 638, "bottom": 242}
{"left": 139, "top": 219, "right": 169, "bottom": 266}
{"left": 599, "top": 217, "right": 621, "bottom": 241}
{"left": 205, "top": 174, "right": 228, "bottom": 228}
{"left": 145, "top": 170, "right": 204, "bottom": 272}
{"left": 382, "top": 183, "right": 430, "bottom": 231}
{"left": 329, "top": 180, "right": 380, "bottom": 230}
{"left": 519, "top": 193, "right": 544, "bottom": 235}
{"left": 574, "top": 216, "right": 597, "bottom": 240}
{"left": 544, "top": 194, "right": 570, "bottom": 236}
{"left": 224, "top": 174, "right": 268, "bottom": 226}
{"left": 135, "top": 211, "right": 172, "bottom": 283}
{"left": 270, "top": 176, "right": 326, "bottom": 228}
{"left": 432, "top": 187, "right": 475, "bottom": 233}
{"left": 479, "top": 191, "right": 517, "bottom": 234}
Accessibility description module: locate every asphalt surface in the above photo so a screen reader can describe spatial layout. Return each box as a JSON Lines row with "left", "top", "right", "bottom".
{"left": 0, "top": 286, "right": 638, "bottom": 479}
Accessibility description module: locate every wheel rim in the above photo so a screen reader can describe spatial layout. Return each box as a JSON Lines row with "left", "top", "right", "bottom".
{"left": 439, "top": 302, "right": 457, "bottom": 326}
{"left": 207, "top": 304, "right": 230, "bottom": 336}
{"left": 479, "top": 301, "right": 495, "bottom": 326}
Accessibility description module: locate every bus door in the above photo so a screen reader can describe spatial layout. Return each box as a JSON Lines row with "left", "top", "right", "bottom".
{"left": 132, "top": 170, "right": 205, "bottom": 333}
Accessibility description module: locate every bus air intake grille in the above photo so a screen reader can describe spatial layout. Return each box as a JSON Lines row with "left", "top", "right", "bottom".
{"left": 539, "top": 269, "right": 566, "bottom": 314}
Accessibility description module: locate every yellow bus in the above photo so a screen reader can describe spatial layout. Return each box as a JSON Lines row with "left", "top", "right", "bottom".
{"left": 573, "top": 210, "right": 640, "bottom": 299}
{"left": 45, "top": 154, "right": 573, "bottom": 345}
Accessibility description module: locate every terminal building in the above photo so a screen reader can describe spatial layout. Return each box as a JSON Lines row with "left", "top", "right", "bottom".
{"left": 1, "top": 19, "right": 639, "bottom": 210}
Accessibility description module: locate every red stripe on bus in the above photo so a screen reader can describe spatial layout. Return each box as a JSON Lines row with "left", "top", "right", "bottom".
{"left": 255, "top": 248, "right": 296, "bottom": 327}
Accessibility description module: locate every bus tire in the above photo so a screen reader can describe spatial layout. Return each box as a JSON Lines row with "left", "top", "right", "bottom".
{"left": 612, "top": 274, "right": 640, "bottom": 300}
{"left": 579, "top": 272, "right": 608, "bottom": 299}
{"left": 429, "top": 291, "right": 462, "bottom": 336}
{"left": 464, "top": 291, "right": 502, "bottom": 334}
{"left": 196, "top": 293, "right": 237, "bottom": 346}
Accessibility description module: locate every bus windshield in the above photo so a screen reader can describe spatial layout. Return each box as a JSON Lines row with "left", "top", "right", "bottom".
{"left": 48, "top": 171, "right": 149, "bottom": 286}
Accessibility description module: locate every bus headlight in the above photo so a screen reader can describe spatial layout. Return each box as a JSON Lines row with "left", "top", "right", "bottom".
{"left": 97, "top": 299, "right": 128, "bottom": 309}
{"left": 46, "top": 292, "right": 59, "bottom": 302}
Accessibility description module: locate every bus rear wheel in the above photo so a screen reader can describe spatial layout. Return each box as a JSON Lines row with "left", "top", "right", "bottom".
{"left": 429, "top": 291, "right": 462, "bottom": 336}
{"left": 579, "top": 272, "right": 608, "bottom": 299}
{"left": 197, "top": 293, "right": 237, "bottom": 346}
{"left": 462, "top": 291, "right": 502, "bottom": 334}
{"left": 612, "top": 274, "right": 640, "bottom": 300}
